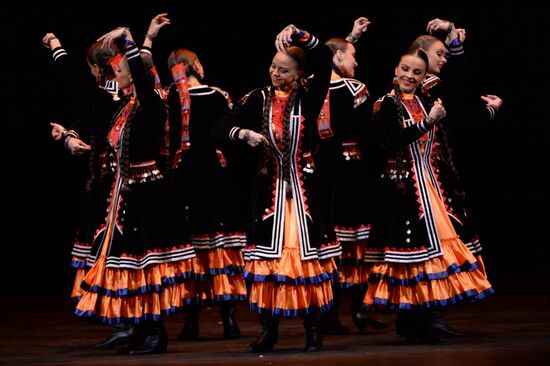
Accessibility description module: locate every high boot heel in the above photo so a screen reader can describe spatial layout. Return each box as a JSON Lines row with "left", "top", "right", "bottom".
{"left": 303, "top": 312, "right": 323, "bottom": 352}
{"left": 426, "top": 308, "right": 462, "bottom": 338}
{"left": 398, "top": 311, "right": 440, "bottom": 344}
{"left": 220, "top": 302, "right": 241, "bottom": 339}
{"left": 396, "top": 311, "right": 422, "bottom": 343}
{"left": 248, "top": 313, "right": 279, "bottom": 353}
{"left": 177, "top": 304, "right": 200, "bottom": 340}
{"left": 94, "top": 323, "right": 134, "bottom": 349}
{"left": 129, "top": 322, "right": 168, "bottom": 355}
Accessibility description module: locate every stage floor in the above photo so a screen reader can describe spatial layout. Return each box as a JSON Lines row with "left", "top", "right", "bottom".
{"left": 2, "top": 279, "right": 549, "bottom": 366}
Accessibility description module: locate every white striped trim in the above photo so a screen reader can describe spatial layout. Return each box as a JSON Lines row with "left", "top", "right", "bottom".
{"left": 318, "top": 244, "right": 342, "bottom": 260}
{"left": 464, "top": 238, "right": 483, "bottom": 254}
{"left": 244, "top": 88, "right": 328, "bottom": 261}
{"left": 125, "top": 47, "right": 140, "bottom": 60}
{"left": 449, "top": 44, "right": 464, "bottom": 56}
{"left": 140, "top": 48, "right": 152, "bottom": 56}
{"left": 304, "top": 35, "right": 319, "bottom": 49}
{"left": 52, "top": 48, "right": 67, "bottom": 61}
{"left": 71, "top": 244, "right": 92, "bottom": 257}
{"left": 90, "top": 247, "right": 197, "bottom": 269}
{"left": 229, "top": 127, "right": 241, "bottom": 141}
{"left": 371, "top": 96, "right": 445, "bottom": 264}
{"left": 103, "top": 79, "right": 119, "bottom": 95}
{"left": 417, "top": 120, "right": 430, "bottom": 133}
{"left": 335, "top": 226, "right": 371, "bottom": 242}
{"left": 191, "top": 234, "right": 247, "bottom": 249}
{"left": 363, "top": 251, "right": 384, "bottom": 262}
{"left": 188, "top": 85, "right": 218, "bottom": 96}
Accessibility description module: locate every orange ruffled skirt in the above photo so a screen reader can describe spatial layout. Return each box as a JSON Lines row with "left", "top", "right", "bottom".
{"left": 245, "top": 198, "right": 336, "bottom": 317}
{"left": 194, "top": 247, "right": 247, "bottom": 303}
{"left": 364, "top": 172, "right": 493, "bottom": 310}
{"left": 75, "top": 259, "right": 200, "bottom": 324}
{"left": 74, "top": 175, "right": 203, "bottom": 324}
{"left": 335, "top": 239, "right": 371, "bottom": 288}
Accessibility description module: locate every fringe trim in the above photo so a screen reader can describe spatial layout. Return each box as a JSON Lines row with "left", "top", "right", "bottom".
{"left": 342, "top": 141, "right": 363, "bottom": 161}
{"left": 128, "top": 161, "right": 163, "bottom": 184}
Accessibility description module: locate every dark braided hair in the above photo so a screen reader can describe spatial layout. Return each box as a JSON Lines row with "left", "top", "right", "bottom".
{"left": 117, "top": 52, "right": 158, "bottom": 192}
{"left": 119, "top": 112, "right": 133, "bottom": 193}
{"left": 85, "top": 135, "right": 96, "bottom": 194}
{"left": 257, "top": 88, "right": 274, "bottom": 177}
{"left": 280, "top": 88, "right": 298, "bottom": 185}
{"left": 258, "top": 87, "right": 298, "bottom": 197}
{"left": 257, "top": 87, "right": 298, "bottom": 179}
{"left": 390, "top": 80, "right": 407, "bottom": 192}
{"left": 392, "top": 79, "right": 405, "bottom": 123}
{"left": 278, "top": 46, "right": 303, "bottom": 188}
{"left": 109, "top": 96, "right": 138, "bottom": 193}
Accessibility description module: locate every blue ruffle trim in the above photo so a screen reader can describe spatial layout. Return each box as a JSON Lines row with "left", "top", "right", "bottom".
{"left": 74, "top": 301, "right": 197, "bottom": 325}
{"left": 368, "top": 260, "right": 479, "bottom": 287}
{"left": 80, "top": 270, "right": 201, "bottom": 298}
{"left": 71, "top": 260, "right": 88, "bottom": 269}
{"left": 70, "top": 295, "right": 82, "bottom": 303}
{"left": 207, "top": 265, "right": 245, "bottom": 276}
{"left": 199, "top": 294, "right": 248, "bottom": 305}
{"left": 335, "top": 281, "right": 368, "bottom": 289}
{"left": 74, "top": 309, "right": 158, "bottom": 325}
{"left": 371, "top": 287, "right": 495, "bottom": 311}
{"left": 243, "top": 270, "right": 336, "bottom": 286}
{"left": 249, "top": 300, "right": 334, "bottom": 318}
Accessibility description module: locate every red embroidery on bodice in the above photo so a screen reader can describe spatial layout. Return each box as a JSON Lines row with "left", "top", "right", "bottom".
{"left": 271, "top": 93, "right": 289, "bottom": 149}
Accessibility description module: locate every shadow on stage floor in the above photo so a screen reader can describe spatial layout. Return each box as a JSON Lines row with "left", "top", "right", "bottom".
{"left": 2, "top": 278, "right": 549, "bottom": 366}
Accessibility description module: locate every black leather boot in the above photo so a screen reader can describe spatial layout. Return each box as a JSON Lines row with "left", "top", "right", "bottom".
{"left": 94, "top": 323, "right": 134, "bottom": 349}
{"left": 396, "top": 311, "right": 416, "bottom": 342}
{"left": 220, "top": 302, "right": 241, "bottom": 339}
{"left": 426, "top": 308, "right": 462, "bottom": 338}
{"left": 248, "top": 313, "right": 279, "bottom": 353}
{"left": 304, "top": 312, "right": 323, "bottom": 352}
{"left": 352, "top": 288, "right": 389, "bottom": 332}
{"left": 397, "top": 311, "right": 440, "bottom": 344}
{"left": 319, "top": 286, "right": 350, "bottom": 334}
{"left": 177, "top": 304, "right": 200, "bottom": 340}
{"left": 128, "top": 322, "right": 168, "bottom": 355}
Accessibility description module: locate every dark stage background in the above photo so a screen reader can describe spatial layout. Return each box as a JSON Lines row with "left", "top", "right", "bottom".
{"left": 6, "top": 2, "right": 547, "bottom": 296}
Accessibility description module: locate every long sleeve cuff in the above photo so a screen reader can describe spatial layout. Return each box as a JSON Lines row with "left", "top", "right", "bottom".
{"left": 449, "top": 42, "right": 464, "bottom": 56}
{"left": 229, "top": 127, "right": 241, "bottom": 141}
{"left": 486, "top": 106, "right": 497, "bottom": 120}
{"left": 417, "top": 118, "right": 434, "bottom": 133}
{"left": 52, "top": 47, "right": 67, "bottom": 61}
{"left": 294, "top": 31, "right": 319, "bottom": 50}
{"left": 140, "top": 46, "right": 152, "bottom": 56}
{"left": 124, "top": 45, "right": 140, "bottom": 60}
